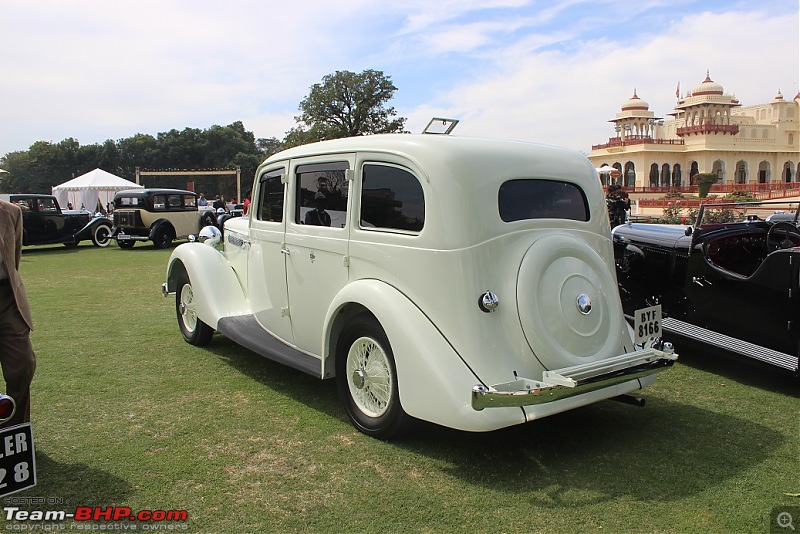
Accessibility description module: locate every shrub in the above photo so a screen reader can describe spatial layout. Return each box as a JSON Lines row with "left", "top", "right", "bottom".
{"left": 696, "top": 173, "right": 719, "bottom": 198}
{"left": 661, "top": 199, "right": 685, "bottom": 224}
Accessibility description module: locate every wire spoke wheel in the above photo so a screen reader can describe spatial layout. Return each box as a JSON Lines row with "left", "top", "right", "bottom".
{"left": 346, "top": 336, "right": 393, "bottom": 418}
{"left": 336, "top": 314, "right": 408, "bottom": 439}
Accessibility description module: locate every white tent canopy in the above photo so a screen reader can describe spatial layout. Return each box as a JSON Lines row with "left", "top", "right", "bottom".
{"left": 52, "top": 168, "right": 142, "bottom": 211}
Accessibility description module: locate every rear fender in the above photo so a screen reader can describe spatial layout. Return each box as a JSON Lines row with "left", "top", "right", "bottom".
{"left": 323, "top": 279, "right": 526, "bottom": 432}
{"left": 149, "top": 219, "right": 175, "bottom": 241}
{"left": 165, "top": 243, "right": 250, "bottom": 329}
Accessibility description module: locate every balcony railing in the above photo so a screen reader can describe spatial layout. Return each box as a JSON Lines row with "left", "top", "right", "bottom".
{"left": 592, "top": 136, "right": 685, "bottom": 150}
{"left": 676, "top": 124, "right": 740, "bottom": 136}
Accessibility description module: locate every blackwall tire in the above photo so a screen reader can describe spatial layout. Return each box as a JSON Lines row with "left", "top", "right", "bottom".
{"left": 153, "top": 225, "right": 174, "bottom": 249}
{"left": 116, "top": 239, "right": 135, "bottom": 249}
{"left": 175, "top": 270, "right": 214, "bottom": 346}
{"left": 336, "top": 314, "right": 408, "bottom": 439}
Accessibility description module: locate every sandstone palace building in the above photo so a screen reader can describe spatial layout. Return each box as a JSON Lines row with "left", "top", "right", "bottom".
{"left": 588, "top": 72, "right": 800, "bottom": 190}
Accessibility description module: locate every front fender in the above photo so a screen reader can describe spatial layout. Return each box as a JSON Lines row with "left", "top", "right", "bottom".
{"left": 165, "top": 243, "right": 250, "bottom": 329}
{"left": 323, "top": 279, "right": 526, "bottom": 432}
{"left": 74, "top": 217, "right": 111, "bottom": 240}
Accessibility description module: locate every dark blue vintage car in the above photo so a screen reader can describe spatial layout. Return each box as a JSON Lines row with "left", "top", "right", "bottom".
{"left": 0, "top": 193, "right": 112, "bottom": 248}
{"left": 613, "top": 200, "right": 800, "bottom": 374}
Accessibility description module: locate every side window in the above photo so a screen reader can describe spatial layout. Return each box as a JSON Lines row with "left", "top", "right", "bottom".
{"left": 13, "top": 199, "right": 33, "bottom": 211}
{"left": 153, "top": 195, "right": 167, "bottom": 210}
{"left": 295, "top": 162, "right": 349, "bottom": 228}
{"left": 167, "top": 194, "right": 182, "bottom": 210}
{"left": 38, "top": 198, "right": 58, "bottom": 212}
{"left": 256, "top": 169, "right": 285, "bottom": 223}
{"left": 360, "top": 163, "right": 425, "bottom": 232}
{"left": 498, "top": 180, "right": 589, "bottom": 222}
{"left": 184, "top": 195, "right": 196, "bottom": 209}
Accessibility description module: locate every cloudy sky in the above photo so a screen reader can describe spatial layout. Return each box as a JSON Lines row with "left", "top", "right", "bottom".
{"left": 0, "top": 0, "right": 797, "bottom": 158}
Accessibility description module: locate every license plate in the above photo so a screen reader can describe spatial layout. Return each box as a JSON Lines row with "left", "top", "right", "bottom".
{"left": 0, "top": 423, "right": 36, "bottom": 497}
{"left": 634, "top": 305, "right": 662, "bottom": 345}
{"left": 117, "top": 233, "right": 130, "bottom": 241}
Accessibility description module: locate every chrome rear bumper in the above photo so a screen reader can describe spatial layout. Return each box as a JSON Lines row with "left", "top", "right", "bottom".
{"left": 471, "top": 346, "right": 676, "bottom": 411}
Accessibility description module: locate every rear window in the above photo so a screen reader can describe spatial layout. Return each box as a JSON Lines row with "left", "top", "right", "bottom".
{"left": 498, "top": 180, "right": 589, "bottom": 222}
{"left": 115, "top": 196, "right": 144, "bottom": 208}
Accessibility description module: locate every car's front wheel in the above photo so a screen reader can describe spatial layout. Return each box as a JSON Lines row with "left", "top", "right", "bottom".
{"left": 91, "top": 223, "right": 112, "bottom": 247}
{"left": 175, "top": 270, "right": 214, "bottom": 346}
{"left": 336, "top": 314, "right": 407, "bottom": 439}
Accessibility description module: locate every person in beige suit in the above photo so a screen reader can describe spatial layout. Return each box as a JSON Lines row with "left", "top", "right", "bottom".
{"left": 0, "top": 199, "right": 36, "bottom": 427}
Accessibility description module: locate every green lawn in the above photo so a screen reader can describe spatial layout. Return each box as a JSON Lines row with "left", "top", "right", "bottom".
{"left": 8, "top": 242, "right": 799, "bottom": 532}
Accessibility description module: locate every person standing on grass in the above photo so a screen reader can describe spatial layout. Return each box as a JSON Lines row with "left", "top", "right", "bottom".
{"left": 0, "top": 199, "right": 36, "bottom": 428}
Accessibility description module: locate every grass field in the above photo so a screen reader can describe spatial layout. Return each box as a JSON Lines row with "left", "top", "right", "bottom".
{"left": 6, "top": 242, "right": 799, "bottom": 532}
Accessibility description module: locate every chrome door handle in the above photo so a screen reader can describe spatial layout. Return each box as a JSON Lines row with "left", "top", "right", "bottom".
{"left": 280, "top": 247, "right": 290, "bottom": 255}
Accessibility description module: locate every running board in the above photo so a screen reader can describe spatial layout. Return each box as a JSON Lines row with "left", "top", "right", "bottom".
{"left": 661, "top": 317, "right": 799, "bottom": 372}
{"left": 217, "top": 315, "right": 322, "bottom": 377}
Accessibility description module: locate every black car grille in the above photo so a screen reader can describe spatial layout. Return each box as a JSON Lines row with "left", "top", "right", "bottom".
{"left": 672, "top": 252, "right": 689, "bottom": 286}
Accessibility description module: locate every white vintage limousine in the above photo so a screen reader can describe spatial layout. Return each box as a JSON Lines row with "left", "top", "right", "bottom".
{"left": 162, "top": 128, "right": 676, "bottom": 439}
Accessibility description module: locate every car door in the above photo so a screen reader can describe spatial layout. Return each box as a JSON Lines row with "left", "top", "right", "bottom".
{"left": 248, "top": 166, "right": 294, "bottom": 344}
{"left": 686, "top": 241, "right": 797, "bottom": 354}
{"left": 31, "top": 197, "right": 67, "bottom": 244}
{"left": 284, "top": 157, "right": 354, "bottom": 356}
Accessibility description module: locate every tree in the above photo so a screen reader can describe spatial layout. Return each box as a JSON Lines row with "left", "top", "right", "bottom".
{"left": 286, "top": 69, "right": 407, "bottom": 148}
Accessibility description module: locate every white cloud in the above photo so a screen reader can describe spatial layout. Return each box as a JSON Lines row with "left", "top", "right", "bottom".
{"left": 0, "top": 1, "right": 796, "bottom": 157}
{"left": 405, "top": 8, "right": 798, "bottom": 150}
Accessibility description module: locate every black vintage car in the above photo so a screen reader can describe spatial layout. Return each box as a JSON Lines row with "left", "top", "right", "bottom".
{"left": 0, "top": 193, "right": 112, "bottom": 248}
{"left": 613, "top": 200, "right": 800, "bottom": 374}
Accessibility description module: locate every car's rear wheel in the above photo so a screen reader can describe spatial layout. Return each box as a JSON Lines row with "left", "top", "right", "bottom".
{"left": 153, "top": 225, "right": 174, "bottom": 249}
{"left": 336, "top": 314, "right": 407, "bottom": 439}
{"left": 91, "top": 223, "right": 112, "bottom": 247}
{"left": 175, "top": 271, "right": 214, "bottom": 346}
{"left": 116, "top": 238, "right": 135, "bottom": 249}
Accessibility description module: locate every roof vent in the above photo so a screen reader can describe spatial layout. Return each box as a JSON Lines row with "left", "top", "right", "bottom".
{"left": 422, "top": 117, "right": 459, "bottom": 135}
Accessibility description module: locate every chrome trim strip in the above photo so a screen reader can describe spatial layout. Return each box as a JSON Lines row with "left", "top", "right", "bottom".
{"left": 471, "top": 348, "right": 677, "bottom": 411}
{"left": 662, "top": 317, "right": 799, "bottom": 371}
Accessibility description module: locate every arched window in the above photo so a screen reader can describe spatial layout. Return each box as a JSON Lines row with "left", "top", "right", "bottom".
{"left": 690, "top": 162, "right": 700, "bottom": 184}
{"left": 661, "top": 164, "right": 671, "bottom": 186}
{"left": 789, "top": 133, "right": 794, "bottom": 146}
{"left": 758, "top": 161, "right": 770, "bottom": 183}
{"left": 736, "top": 161, "right": 747, "bottom": 184}
{"left": 712, "top": 160, "right": 725, "bottom": 182}
{"left": 649, "top": 163, "right": 659, "bottom": 187}
{"left": 672, "top": 164, "right": 682, "bottom": 187}
{"left": 625, "top": 162, "right": 636, "bottom": 188}
{"left": 762, "top": 129, "right": 770, "bottom": 139}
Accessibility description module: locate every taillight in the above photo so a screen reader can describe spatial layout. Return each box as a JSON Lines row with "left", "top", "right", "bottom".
{"left": 0, "top": 394, "right": 16, "bottom": 423}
